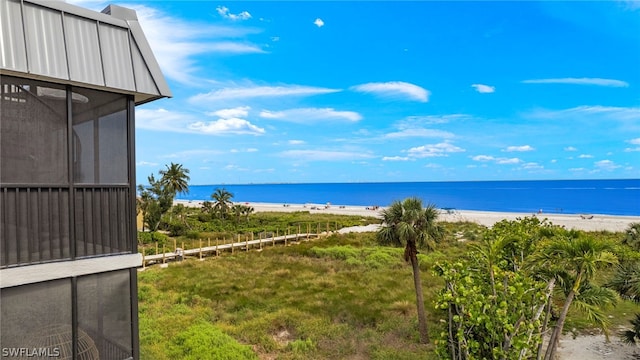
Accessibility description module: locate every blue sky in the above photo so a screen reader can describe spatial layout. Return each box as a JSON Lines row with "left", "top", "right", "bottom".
{"left": 71, "top": 1, "right": 640, "bottom": 185}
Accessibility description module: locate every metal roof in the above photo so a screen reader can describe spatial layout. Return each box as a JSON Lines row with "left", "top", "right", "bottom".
{"left": 0, "top": 0, "right": 171, "bottom": 104}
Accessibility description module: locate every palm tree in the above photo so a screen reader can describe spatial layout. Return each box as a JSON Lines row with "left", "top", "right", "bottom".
{"left": 622, "top": 222, "right": 640, "bottom": 251}
{"left": 607, "top": 261, "right": 640, "bottom": 302}
{"left": 621, "top": 313, "right": 640, "bottom": 344}
{"left": 159, "top": 162, "right": 190, "bottom": 198}
{"left": 530, "top": 235, "right": 618, "bottom": 360}
{"left": 211, "top": 188, "right": 234, "bottom": 219}
{"left": 377, "top": 197, "right": 442, "bottom": 344}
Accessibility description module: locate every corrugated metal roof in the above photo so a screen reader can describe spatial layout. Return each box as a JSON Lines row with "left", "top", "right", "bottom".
{"left": 0, "top": 0, "right": 171, "bottom": 104}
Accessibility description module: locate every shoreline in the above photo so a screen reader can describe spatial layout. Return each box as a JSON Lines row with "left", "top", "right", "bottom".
{"left": 175, "top": 200, "right": 639, "bottom": 233}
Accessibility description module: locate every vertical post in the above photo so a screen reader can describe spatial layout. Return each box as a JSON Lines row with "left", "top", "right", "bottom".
{"left": 162, "top": 244, "right": 165, "bottom": 264}
{"left": 199, "top": 238, "right": 203, "bottom": 260}
{"left": 286, "top": 227, "right": 289, "bottom": 246}
{"left": 259, "top": 233, "right": 262, "bottom": 249}
{"left": 307, "top": 223, "right": 310, "bottom": 241}
{"left": 208, "top": 238, "right": 211, "bottom": 247}
{"left": 326, "top": 222, "right": 329, "bottom": 235}
{"left": 142, "top": 251, "right": 145, "bottom": 269}
{"left": 246, "top": 234, "right": 249, "bottom": 251}
{"left": 155, "top": 241, "right": 158, "bottom": 255}
{"left": 215, "top": 238, "right": 219, "bottom": 256}
{"left": 317, "top": 223, "right": 320, "bottom": 238}
{"left": 173, "top": 239, "right": 176, "bottom": 253}
{"left": 335, "top": 221, "right": 338, "bottom": 232}
{"left": 181, "top": 241, "right": 185, "bottom": 261}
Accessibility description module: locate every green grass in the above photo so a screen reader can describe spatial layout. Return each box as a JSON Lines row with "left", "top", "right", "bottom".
{"left": 137, "top": 218, "right": 637, "bottom": 359}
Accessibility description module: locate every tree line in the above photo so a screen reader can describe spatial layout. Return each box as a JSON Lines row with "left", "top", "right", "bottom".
{"left": 378, "top": 197, "right": 640, "bottom": 359}
{"left": 136, "top": 163, "right": 253, "bottom": 235}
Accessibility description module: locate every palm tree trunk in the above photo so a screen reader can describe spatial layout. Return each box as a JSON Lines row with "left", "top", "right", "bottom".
{"left": 409, "top": 244, "right": 429, "bottom": 344}
{"left": 544, "top": 289, "right": 575, "bottom": 360}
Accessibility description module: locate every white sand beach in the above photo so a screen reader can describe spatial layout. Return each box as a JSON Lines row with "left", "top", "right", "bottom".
{"left": 175, "top": 200, "right": 639, "bottom": 233}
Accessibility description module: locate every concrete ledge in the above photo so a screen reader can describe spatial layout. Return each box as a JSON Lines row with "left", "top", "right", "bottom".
{"left": 0, "top": 253, "right": 142, "bottom": 288}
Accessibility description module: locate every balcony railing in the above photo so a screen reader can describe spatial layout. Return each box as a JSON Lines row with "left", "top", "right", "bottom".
{"left": 0, "top": 186, "right": 132, "bottom": 268}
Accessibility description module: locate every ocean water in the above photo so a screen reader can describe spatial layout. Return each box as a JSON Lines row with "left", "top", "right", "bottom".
{"left": 177, "top": 179, "right": 640, "bottom": 216}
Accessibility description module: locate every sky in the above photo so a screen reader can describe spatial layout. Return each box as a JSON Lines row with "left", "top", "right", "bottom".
{"left": 69, "top": 0, "right": 640, "bottom": 185}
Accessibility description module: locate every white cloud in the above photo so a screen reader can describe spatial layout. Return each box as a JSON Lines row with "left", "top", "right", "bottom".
{"left": 385, "top": 129, "right": 455, "bottom": 139}
{"left": 136, "top": 108, "right": 264, "bottom": 136}
{"left": 625, "top": 147, "right": 640, "bottom": 152}
{"left": 382, "top": 156, "right": 412, "bottom": 161}
{"left": 407, "top": 142, "right": 465, "bottom": 158}
{"left": 190, "top": 85, "right": 340, "bottom": 102}
{"left": 569, "top": 168, "right": 585, "bottom": 172}
{"left": 526, "top": 105, "right": 640, "bottom": 121}
{"left": 314, "top": 18, "right": 325, "bottom": 27}
{"left": 424, "top": 163, "right": 442, "bottom": 168}
{"left": 259, "top": 108, "right": 362, "bottom": 123}
{"left": 595, "top": 160, "right": 621, "bottom": 171}
{"left": 521, "top": 162, "right": 543, "bottom": 170}
{"left": 472, "top": 155, "right": 495, "bottom": 162}
{"left": 206, "top": 106, "right": 251, "bottom": 119}
{"left": 578, "top": 154, "right": 593, "bottom": 158}
{"left": 564, "top": 146, "right": 578, "bottom": 151}
{"left": 471, "top": 84, "right": 495, "bottom": 93}
{"left": 351, "top": 81, "right": 430, "bottom": 102}
{"left": 503, "top": 145, "right": 535, "bottom": 152}
{"left": 628, "top": 138, "right": 640, "bottom": 145}
{"left": 188, "top": 118, "right": 265, "bottom": 135}
{"left": 288, "top": 140, "right": 306, "bottom": 145}
{"left": 280, "top": 150, "right": 374, "bottom": 161}
{"left": 497, "top": 158, "right": 522, "bottom": 165}
{"left": 522, "top": 78, "right": 629, "bottom": 87}
{"left": 217, "top": 6, "right": 252, "bottom": 21}
{"left": 137, "top": 161, "right": 159, "bottom": 167}
{"left": 129, "top": 5, "right": 264, "bottom": 84}
{"left": 471, "top": 155, "right": 522, "bottom": 164}
{"left": 399, "top": 114, "right": 471, "bottom": 125}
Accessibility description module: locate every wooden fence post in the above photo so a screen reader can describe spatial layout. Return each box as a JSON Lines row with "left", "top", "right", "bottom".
{"left": 199, "top": 238, "right": 203, "bottom": 260}
{"left": 162, "top": 244, "right": 166, "bottom": 264}
{"left": 245, "top": 234, "right": 249, "bottom": 251}
{"left": 155, "top": 242, "right": 158, "bottom": 255}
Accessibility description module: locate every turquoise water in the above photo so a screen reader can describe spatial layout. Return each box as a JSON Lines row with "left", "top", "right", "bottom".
{"left": 177, "top": 179, "right": 640, "bottom": 216}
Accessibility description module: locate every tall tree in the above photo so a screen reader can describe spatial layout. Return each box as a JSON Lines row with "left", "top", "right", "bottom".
{"left": 211, "top": 188, "right": 234, "bottom": 219}
{"left": 530, "top": 235, "right": 618, "bottom": 360}
{"left": 159, "top": 162, "right": 190, "bottom": 199}
{"left": 377, "top": 197, "right": 442, "bottom": 343}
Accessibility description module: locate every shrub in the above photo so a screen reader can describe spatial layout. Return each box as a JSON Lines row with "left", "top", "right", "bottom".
{"left": 288, "top": 338, "right": 315, "bottom": 353}
{"left": 186, "top": 230, "right": 201, "bottom": 240}
{"left": 168, "top": 322, "right": 258, "bottom": 360}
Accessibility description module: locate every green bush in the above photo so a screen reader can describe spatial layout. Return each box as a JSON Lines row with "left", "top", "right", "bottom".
{"left": 186, "top": 230, "right": 201, "bottom": 240}
{"left": 288, "top": 338, "right": 315, "bottom": 353}
{"left": 168, "top": 322, "right": 257, "bottom": 360}
{"left": 138, "top": 231, "right": 168, "bottom": 245}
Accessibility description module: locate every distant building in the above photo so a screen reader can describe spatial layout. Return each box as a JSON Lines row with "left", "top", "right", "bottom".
{"left": 0, "top": 0, "right": 170, "bottom": 359}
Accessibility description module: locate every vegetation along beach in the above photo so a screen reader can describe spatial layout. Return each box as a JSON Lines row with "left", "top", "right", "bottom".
{"left": 137, "top": 164, "right": 640, "bottom": 359}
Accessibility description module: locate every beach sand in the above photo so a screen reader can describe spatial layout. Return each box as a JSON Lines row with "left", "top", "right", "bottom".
{"left": 175, "top": 200, "right": 639, "bottom": 233}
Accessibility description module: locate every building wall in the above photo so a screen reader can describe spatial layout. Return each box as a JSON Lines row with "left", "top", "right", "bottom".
{"left": 0, "top": 74, "right": 139, "bottom": 360}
